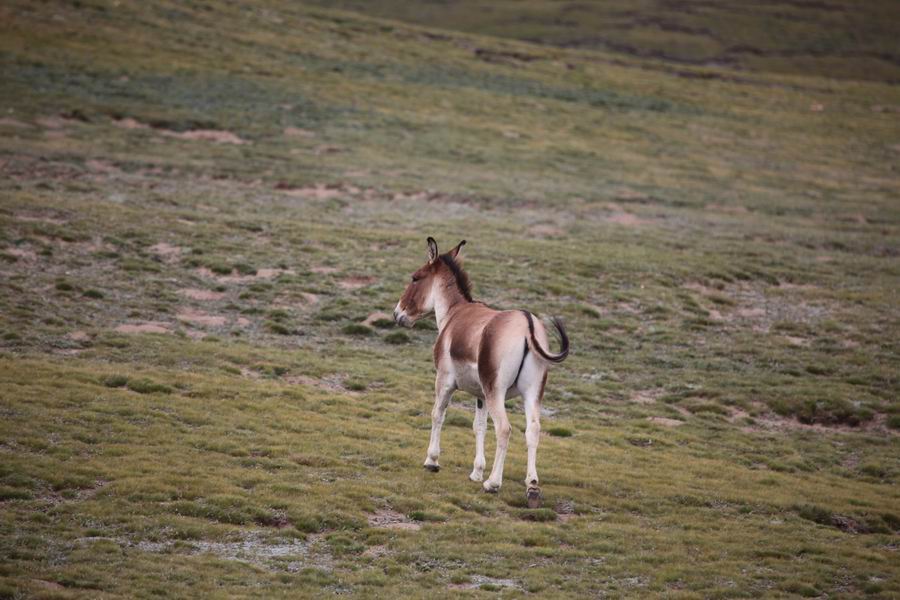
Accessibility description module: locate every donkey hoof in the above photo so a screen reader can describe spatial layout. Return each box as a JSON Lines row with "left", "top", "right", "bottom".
{"left": 526, "top": 487, "right": 543, "bottom": 509}
{"left": 482, "top": 480, "right": 501, "bottom": 494}
{"left": 423, "top": 463, "right": 440, "bottom": 473}
{"left": 469, "top": 470, "right": 484, "bottom": 482}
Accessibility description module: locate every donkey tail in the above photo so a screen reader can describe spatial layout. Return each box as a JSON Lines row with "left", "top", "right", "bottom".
{"left": 521, "top": 311, "right": 569, "bottom": 364}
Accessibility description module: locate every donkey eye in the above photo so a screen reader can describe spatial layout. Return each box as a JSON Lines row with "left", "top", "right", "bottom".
{"left": 411, "top": 275, "right": 421, "bottom": 282}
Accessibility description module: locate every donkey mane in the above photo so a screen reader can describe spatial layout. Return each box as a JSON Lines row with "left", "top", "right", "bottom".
{"left": 439, "top": 254, "right": 473, "bottom": 303}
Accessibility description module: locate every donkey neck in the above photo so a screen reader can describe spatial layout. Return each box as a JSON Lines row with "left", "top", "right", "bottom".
{"left": 434, "top": 284, "right": 470, "bottom": 332}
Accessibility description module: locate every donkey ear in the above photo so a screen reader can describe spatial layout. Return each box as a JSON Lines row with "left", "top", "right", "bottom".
{"left": 449, "top": 240, "right": 467, "bottom": 259}
{"left": 426, "top": 237, "right": 439, "bottom": 263}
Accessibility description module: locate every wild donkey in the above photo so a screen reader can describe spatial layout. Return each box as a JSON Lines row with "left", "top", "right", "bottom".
{"left": 393, "top": 238, "right": 569, "bottom": 507}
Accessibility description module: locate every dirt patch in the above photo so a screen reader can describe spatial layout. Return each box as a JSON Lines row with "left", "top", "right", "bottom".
{"left": 115, "top": 322, "right": 171, "bottom": 334}
{"left": 276, "top": 184, "right": 342, "bottom": 200}
{"left": 256, "top": 268, "right": 293, "bottom": 279}
{"left": 176, "top": 309, "right": 227, "bottom": 327}
{"left": 0, "top": 117, "right": 32, "bottom": 129}
{"left": 15, "top": 213, "right": 67, "bottom": 225}
{"left": 148, "top": 242, "right": 182, "bottom": 260}
{"left": 284, "top": 127, "right": 316, "bottom": 138}
{"left": 338, "top": 276, "right": 377, "bottom": 290}
{"left": 630, "top": 389, "right": 664, "bottom": 404}
{"left": 367, "top": 509, "right": 420, "bottom": 531}
{"left": 195, "top": 267, "right": 293, "bottom": 283}
{"left": 449, "top": 575, "right": 521, "bottom": 591}
{"left": 363, "top": 311, "right": 392, "bottom": 326}
{"left": 362, "top": 544, "right": 390, "bottom": 558}
{"left": 284, "top": 374, "right": 359, "bottom": 395}
{"left": 113, "top": 117, "right": 150, "bottom": 130}
{"left": 301, "top": 292, "right": 320, "bottom": 305}
{"left": 131, "top": 530, "right": 329, "bottom": 571}
{"left": 36, "top": 116, "right": 71, "bottom": 130}
{"left": 742, "top": 411, "right": 897, "bottom": 436}
{"left": 705, "top": 203, "right": 749, "bottom": 214}
{"left": 528, "top": 224, "right": 565, "bottom": 238}
{"left": 68, "top": 331, "right": 90, "bottom": 342}
{"left": 647, "top": 416, "right": 684, "bottom": 427}
{"left": 162, "top": 129, "right": 246, "bottom": 144}
{"left": 3, "top": 247, "right": 38, "bottom": 261}
{"left": 179, "top": 288, "right": 225, "bottom": 301}
{"left": 310, "top": 266, "right": 339, "bottom": 274}
{"left": 604, "top": 208, "right": 646, "bottom": 226}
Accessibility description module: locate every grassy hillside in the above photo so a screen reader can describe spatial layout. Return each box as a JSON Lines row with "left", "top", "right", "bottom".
{"left": 1, "top": 0, "right": 899, "bottom": 597}
{"left": 309, "top": 0, "right": 900, "bottom": 82}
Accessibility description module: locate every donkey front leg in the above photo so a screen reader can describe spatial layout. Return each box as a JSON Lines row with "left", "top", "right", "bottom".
{"left": 482, "top": 393, "right": 511, "bottom": 493}
{"left": 469, "top": 397, "right": 487, "bottom": 482}
{"left": 423, "top": 373, "right": 455, "bottom": 472}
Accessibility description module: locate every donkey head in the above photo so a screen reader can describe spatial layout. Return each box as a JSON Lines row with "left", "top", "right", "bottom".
{"left": 393, "top": 237, "right": 466, "bottom": 328}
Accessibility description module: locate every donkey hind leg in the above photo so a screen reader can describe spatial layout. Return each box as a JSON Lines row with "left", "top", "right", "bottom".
{"left": 424, "top": 372, "right": 455, "bottom": 472}
{"left": 470, "top": 397, "right": 487, "bottom": 482}
{"left": 482, "top": 391, "right": 512, "bottom": 493}
{"left": 521, "top": 367, "right": 548, "bottom": 508}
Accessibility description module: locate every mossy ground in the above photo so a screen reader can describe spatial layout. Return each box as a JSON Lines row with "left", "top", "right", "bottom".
{"left": 1, "top": 1, "right": 898, "bottom": 598}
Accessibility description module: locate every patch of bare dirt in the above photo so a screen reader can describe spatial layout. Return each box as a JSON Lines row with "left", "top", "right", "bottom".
{"left": 705, "top": 203, "right": 749, "bottom": 214}
{"left": 367, "top": 509, "right": 420, "bottom": 531}
{"left": 742, "top": 411, "right": 897, "bottom": 436}
{"left": 162, "top": 129, "right": 246, "bottom": 144}
{"left": 3, "top": 247, "right": 37, "bottom": 261}
{"left": 528, "top": 224, "right": 565, "bottom": 238}
{"left": 195, "top": 267, "right": 293, "bottom": 283}
{"left": 148, "top": 242, "right": 183, "bottom": 260}
{"left": 338, "top": 276, "right": 376, "bottom": 290}
{"left": 85, "top": 159, "right": 121, "bottom": 174}
{"left": 115, "top": 322, "right": 171, "bottom": 334}
{"left": 113, "top": 117, "right": 150, "bottom": 130}
{"left": 362, "top": 544, "right": 390, "bottom": 558}
{"left": 449, "top": 575, "right": 521, "bottom": 591}
{"left": 0, "top": 117, "right": 32, "bottom": 129}
{"left": 630, "top": 389, "right": 664, "bottom": 404}
{"left": 363, "top": 311, "right": 392, "bottom": 327}
{"left": 284, "top": 374, "right": 359, "bottom": 395}
{"left": 647, "top": 416, "right": 684, "bottom": 427}
{"left": 176, "top": 309, "right": 227, "bottom": 327}
{"left": 31, "top": 580, "right": 65, "bottom": 591}
{"left": 179, "top": 288, "right": 225, "bottom": 301}
{"left": 15, "top": 213, "right": 67, "bottom": 225}
{"left": 276, "top": 183, "right": 342, "bottom": 199}
{"left": 36, "top": 115, "right": 72, "bottom": 130}
{"left": 283, "top": 127, "right": 316, "bottom": 138}
{"left": 68, "top": 331, "right": 90, "bottom": 342}
{"left": 302, "top": 292, "right": 320, "bottom": 305}
{"left": 310, "top": 266, "right": 338, "bottom": 274}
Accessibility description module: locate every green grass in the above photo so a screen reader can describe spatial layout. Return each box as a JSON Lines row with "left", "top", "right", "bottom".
{"left": 0, "top": 0, "right": 898, "bottom": 597}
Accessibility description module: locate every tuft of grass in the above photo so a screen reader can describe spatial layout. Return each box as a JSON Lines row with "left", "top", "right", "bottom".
{"left": 342, "top": 324, "right": 372, "bottom": 336}
{"left": 547, "top": 427, "right": 573, "bottom": 437}
{"left": 383, "top": 331, "right": 410, "bottom": 344}
{"left": 101, "top": 374, "right": 129, "bottom": 388}
{"left": 125, "top": 378, "right": 173, "bottom": 395}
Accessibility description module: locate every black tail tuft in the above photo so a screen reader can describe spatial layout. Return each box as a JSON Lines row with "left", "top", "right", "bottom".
{"left": 522, "top": 311, "right": 569, "bottom": 364}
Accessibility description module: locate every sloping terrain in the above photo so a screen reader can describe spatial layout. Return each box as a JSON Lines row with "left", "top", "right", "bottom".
{"left": 0, "top": 1, "right": 898, "bottom": 597}
{"left": 309, "top": 0, "right": 900, "bottom": 81}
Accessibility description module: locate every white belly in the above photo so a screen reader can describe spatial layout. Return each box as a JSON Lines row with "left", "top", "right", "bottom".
{"left": 452, "top": 361, "right": 483, "bottom": 397}
{"left": 450, "top": 360, "right": 522, "bottom": 400}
